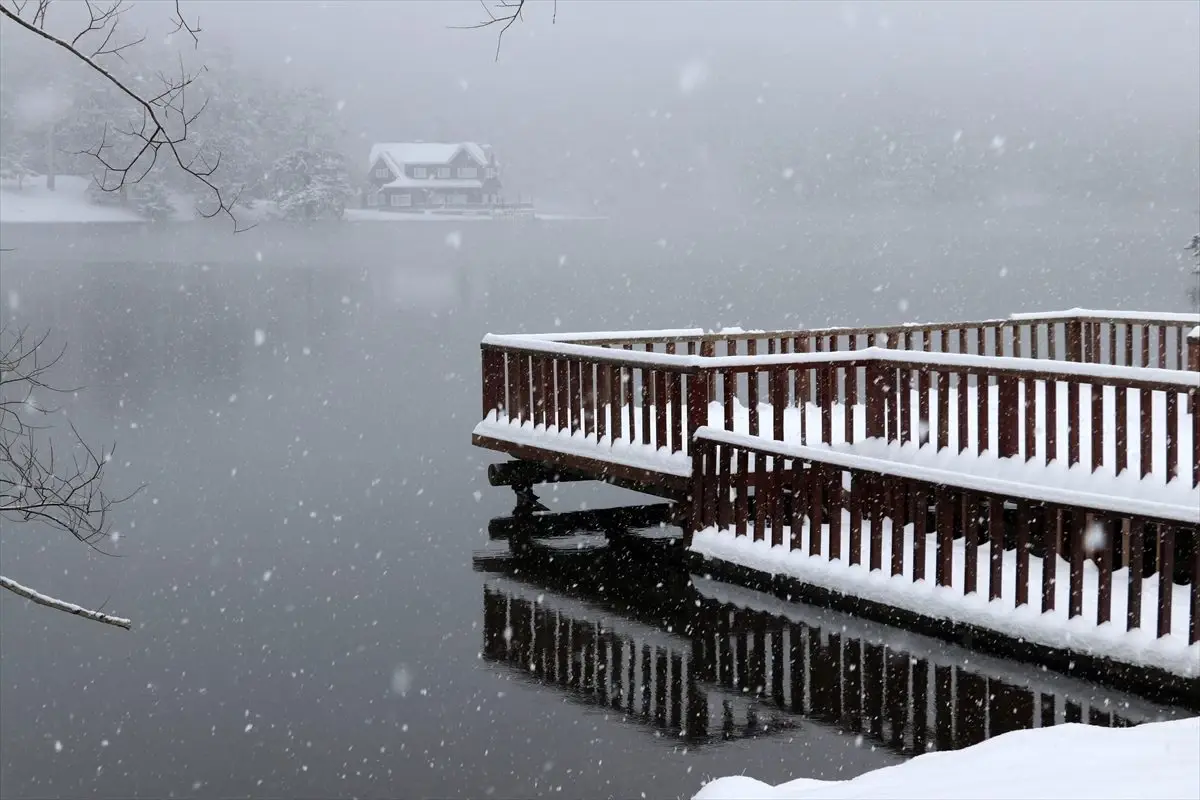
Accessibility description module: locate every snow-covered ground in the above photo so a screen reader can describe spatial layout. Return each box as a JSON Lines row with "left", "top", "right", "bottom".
{"left": 693, "top": 715, "right": 1199, "bottom": 800}
{"left": 346, "top": 208, "right": 607, "bottom": 222}
{"left": 0, "top": 175, "right": 144, "bottom": 223}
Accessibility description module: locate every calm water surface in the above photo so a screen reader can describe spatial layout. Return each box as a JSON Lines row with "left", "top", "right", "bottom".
{"left": 0, "top": 208, "right": 1194, "bottom": 798}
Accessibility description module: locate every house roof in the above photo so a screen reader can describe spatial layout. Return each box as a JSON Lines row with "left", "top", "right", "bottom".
{"left": 368, "top": 142, "right": 491, "bottom": 173}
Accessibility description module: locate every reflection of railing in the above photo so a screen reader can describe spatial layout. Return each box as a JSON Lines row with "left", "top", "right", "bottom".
{"left": 477, "top": 507, "right": 1182, "bottom": 753}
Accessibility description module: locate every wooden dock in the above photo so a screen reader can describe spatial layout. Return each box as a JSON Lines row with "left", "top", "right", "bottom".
{"left": 473, "top": 309, "right": 1200, "bottom": 696}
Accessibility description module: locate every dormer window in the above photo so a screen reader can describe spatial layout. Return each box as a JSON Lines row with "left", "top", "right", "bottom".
{"left": 413, "top": 166, "right": 428, "bottom": 178}
{"left": 485, "top": 167, "right": 497, "bottom": 179}
{"left": 375, "top": 168, "right": 390, "bottom": 179}
{"left": 457, "top": 167, "right": 478, "bottom": 179}
{"left": 437, "top": 167, "right": 451, "bottom": 178}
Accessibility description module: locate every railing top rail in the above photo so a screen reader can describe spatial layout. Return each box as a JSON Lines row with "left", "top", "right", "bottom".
{"left": 1010, "top": 308, "right": 1200, "bottom": 325}
{"left": 504, "top": 310, "right": 1199, "bottom": 348}
{"left": 694, "top": 426, "right": 1200, "bottom": 525}
{"left": 483, "top": 335, "right": 1200, "bottom": 390}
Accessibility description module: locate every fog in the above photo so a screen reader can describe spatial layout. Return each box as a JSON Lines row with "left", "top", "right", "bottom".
{"left": 1, "top": 2, "right": 1198, "bottom": 798}
{"left": 193, "top": 0, "right": 1200, "bottom": 212}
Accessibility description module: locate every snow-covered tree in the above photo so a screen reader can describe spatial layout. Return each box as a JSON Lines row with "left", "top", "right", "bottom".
{"left": 272, "top": 147, "right": 352, "bottom": 221}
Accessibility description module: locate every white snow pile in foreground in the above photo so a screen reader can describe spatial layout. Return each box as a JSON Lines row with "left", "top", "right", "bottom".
{"left": 694, "top": 716, "right": 1199, "bottom": 800}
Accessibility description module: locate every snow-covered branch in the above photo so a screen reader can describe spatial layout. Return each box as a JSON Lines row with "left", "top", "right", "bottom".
{"left": 0, "top": 574, "right": 131, "bottom": 630}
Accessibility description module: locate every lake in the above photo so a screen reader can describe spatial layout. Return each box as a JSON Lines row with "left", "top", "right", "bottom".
{"left": 0, "top": 206, "right": 1195, "bottom": 798}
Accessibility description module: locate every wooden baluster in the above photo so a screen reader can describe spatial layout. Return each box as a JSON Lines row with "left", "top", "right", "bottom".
{"left": 827, "top": 467, "right": 842, "bottom": 560}
{"left": 689, "top": 440, "right": 708, "bottom": 535}
{"left": 988, "top": 496, "right": 1004, "bottom": 601}
{"left": 816, "top": 366, "right": 832, "bottom": 445}
{"left": 1024, "top": 373, "right": 1036, "bottom": 462}
{"left": 845, "top": 335, "right": 858, "bottom": 445}
{"left": 809, "top": 462, "right": 824, "bottom": 557}
{"left": 771, "top": 367, "right": 786, "bottom": 441}
{"left": 703, "top": 441, "right": 719, "bottom": 533}
{"left": 754, "top": 451, "right": 768, "bottom": 542}
{"left": 557, "top": 358, "right": 570, "bottom": 432}
{"left": 1048, "top": 321, "right": 1057, "bottom": 361}
{"left": 1090, "top": 321, "right": 1101, "bottom": 366}
{"left": 623, "top": 345, "right": 635, "bottom": 437}
{"left": 701, "top": 340, "right": 716, "bottom": 402}
{"left": 1165, "top": 391, "right": 1178, "bottom": 483}
{"left": 582, "top": 360, "right": 595, "bottom": 440}
{"left": 669, "top": 370, "right": 683, "bottom": 454}
{"left": 884, "top": 333, "right": 897, "bottom": 440}
{"left": 542, "top": 357, "right": 554, "bottom": 428}
{"left": 1158, "top": 525, "right": 1175, "bottom": 638}
{"left": 963, "top": 491, "right": 978, "bottom": 595}
{"left": 898, "top": 366, "right": 910, "bottom": 446}
{"left": 687, "top": 366, "right": 707, "bottom": 457}
{"left": 1123, "top": 323, "right": 1133, "bottom": 367}
{"left": 919, "top": 333, "right": 931, "bottom": 443}
{"left": 718, "top": 441, "right": 732, "bottom": 529}
{"left": 1115, "top": 383, "right": 1127, "bottom": 475}
{"left": 516, "top": 352, "right": 529, "bottom": 424}
{"left": 1139, "top": 388, "right": 1153, "bottom": 479}
{"left": 1156, "top": 326, "right": 1166, "bottom": 369}
{"left": 1069, "top": 510, "right": 1085, "bottom": 619}
{"left": 722, "top": 369, "right": 735, "bottom": 431}
{"left": 1066, "top": 319, "right": 1082, "bottom": 363}
{"left": 1043, "top": 507, "right": 1058, "bottom": 613}
{"left": 1127, "top": 519, "right": 1143, "bottom": 631}
{"left": 978, "top": 370, "right": 990, "bottom": 456}
{"left": 570, "top": 359, "right": 583, "bottom": 435}
{"left": 958, "top": 330, "right": 969, "bottom": 453}
{"left": 998, "top": 374, "right": 1019, "bottom": 458}
{"left": 640, "top": 363, "right": 652, "bottom": 446}
{"left": 481, "top": 348, "right": 504, "bottom": 419}
{"left": 912, "top": 484, "right": 927, "bottom": 582}
{"left": 1107, "top": 322, "right": 1116, "bottom": 368}
{"left": 790, "top": 462, "right": 806, "bottom": 552}
{"left": 610, "top": 365, "right": 624, "bottom": 441}
{"left": 848, "top": 472, "right": 862, "bottom": 566}
{"left": 1096, "top": 516, "right": 1113, "bottom": 626}
{"left": 654, "top": 369, "right": 668, "bottom": 451}
{"left": 1045, "top": 377, "right": 1058, "bottom": 466}
{"left": 770, "top": 457, "right": 785, "bottom": 547}
{"left": 937, "top": 365, "right": 949, "bottom": 452}
{"left": 747, "top": 340, "right": 759, "bottom": 436}
{"left": 1090, "top": 382, "right": 1103, "bottom": 473}
{"left": 1015, "top": 499, "right": 1030, "bottom": 607}
{"left": 735, "top": 449, "right": 749, "bottom": 538}
{"left": 869, "top": 475, "right": 884, "bottom": 572}
{"left": 1193, "top": 391, "right": 1200, "bottom": 489}
{"left": 890, "top": 478, "right": 904, "bottom": 577}
{"left": 936, "top": 486, "right": 953, "bottom": 587}
{"left": 1140, "top": 324, "right": 1150, "bottom": 369}
{"left": 1067, "top": 380, "right": 1080, "bottom": 468}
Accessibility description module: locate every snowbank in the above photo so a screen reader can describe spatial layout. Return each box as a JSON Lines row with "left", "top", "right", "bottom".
{"left": 693, "top": 716, "right": 1200, "bottom": 800}
{"left": 0, "top": 175, "right": 143, "bottom": 223}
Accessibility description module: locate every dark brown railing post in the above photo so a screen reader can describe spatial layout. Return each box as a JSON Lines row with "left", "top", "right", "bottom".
{"left": 687, "top": 367, "right": 708, "bottom": 450}
{"left": 1065, "top": 318, "right": 1083, "bottom": 363}
{"left": 1188, "top": 327, "right": 1200, "bottom": 372}
{"left": 482, "top": 346, "right": 506, "bottom": 419}
{"left": 865, "top": 358, "right": 886, "bottom": 439}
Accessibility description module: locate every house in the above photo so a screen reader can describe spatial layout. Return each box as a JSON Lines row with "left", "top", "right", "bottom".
{"left": 363, "top": 142, "right": 503, "bottom": 211}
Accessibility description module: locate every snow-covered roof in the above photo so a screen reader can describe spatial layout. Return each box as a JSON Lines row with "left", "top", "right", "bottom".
{"left": 368, "top": 142, "right": 490, "bottom": 172}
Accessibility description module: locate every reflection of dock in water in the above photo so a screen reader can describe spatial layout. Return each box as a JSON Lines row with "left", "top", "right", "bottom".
{"left": 475, "top": 505, "right": 1188, "bottom": 754}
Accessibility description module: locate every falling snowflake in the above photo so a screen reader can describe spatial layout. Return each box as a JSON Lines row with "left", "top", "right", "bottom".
{"left": 445, "top": 231, "right": 462, "bottom": 250}
{"left": 679, "top": 59, "right": 709, "bottom": 95}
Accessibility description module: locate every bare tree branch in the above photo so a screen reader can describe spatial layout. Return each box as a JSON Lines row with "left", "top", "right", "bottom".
{"left": 0, "top": 1, "right": 251, "bottom": 230}
{"left": 0, "top": 574, "right": 131, "bottom": 629}
{"left": 450, "top": 0, "right": 527, "bottom": 61}
{"left": 0, "top": 325, "right": 140, "bottom": 627}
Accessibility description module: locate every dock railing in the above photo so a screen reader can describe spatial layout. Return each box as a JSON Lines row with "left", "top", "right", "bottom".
{"left": 482, "top": 327, "right": 1200, "bottom": 489}
{"left": 689, "top": 428, "right": 1200, "bottom": 646}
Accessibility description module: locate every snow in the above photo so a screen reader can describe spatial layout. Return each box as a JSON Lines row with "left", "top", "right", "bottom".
{"left": 368, "top": 141, "right": 489, "bottom": 171}
{"left": 1009, "top": 309, "right": 1200, "bottom": 324}
{"left": 473, "top": 411, "right": 692, "bottom": 477}
{"left": 693, "top": 716, "right": 1200, "bottom": 800}
{"left": 690, "top": 519, "right": 1199, "bottom": 676}
{"left": 0, "top": 175, "right": 144, "bottom": 223}
{"left": 1189, "top": 326, "right": 1199, "bottom": 341}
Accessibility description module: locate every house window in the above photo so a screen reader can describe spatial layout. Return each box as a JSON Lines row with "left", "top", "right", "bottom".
{"left": 367, "top": 192, "right": 381, "bottom": 206}
{"left": 413, "top": 167, "right": 427, "bottom": 178}
{"left": 457, "top": 167, "right": 477, "bottom": 179}
{"left": 375, "top": 168, "right": 390, "bottom": 179}
{"left": 437, "top": 167, "right": 450, "bottom": 178}
{"left": 485, "top": 167, "right": 497, "bottom": 179}
{"left": 390, "top": 193, "right": 411, "bottom": 207}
